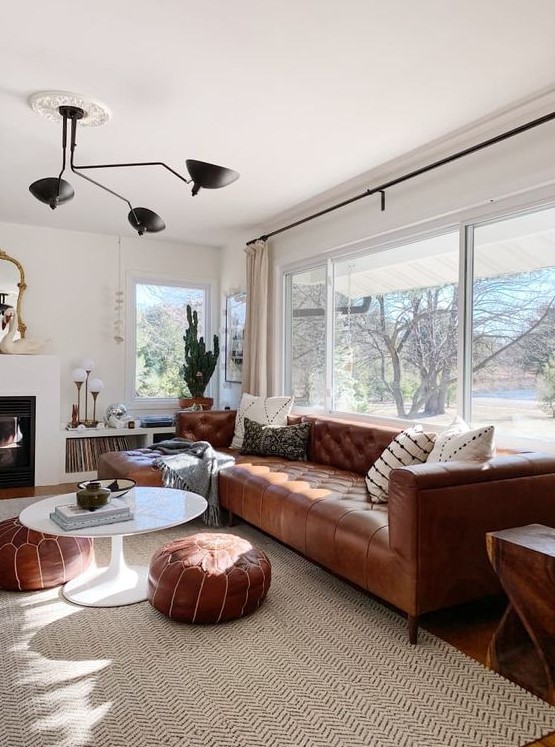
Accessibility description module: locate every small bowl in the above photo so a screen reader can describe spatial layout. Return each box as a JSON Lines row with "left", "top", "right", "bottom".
{"left": 77, "top": 478, "right": 136, "bottom": 500}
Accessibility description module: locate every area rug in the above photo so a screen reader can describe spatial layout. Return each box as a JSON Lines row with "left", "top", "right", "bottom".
{"left": 1, "top": 496, "right": 554, "bottom": 747}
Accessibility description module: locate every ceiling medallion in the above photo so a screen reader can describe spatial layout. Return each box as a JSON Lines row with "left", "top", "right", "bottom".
{"left": 28, "top": 91, "right": 111, "bottom": 127}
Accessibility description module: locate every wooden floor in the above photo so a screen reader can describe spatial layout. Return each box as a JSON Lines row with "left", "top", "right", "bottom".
{"left": 2, "top": 483, "right": 554, "bottom": 746}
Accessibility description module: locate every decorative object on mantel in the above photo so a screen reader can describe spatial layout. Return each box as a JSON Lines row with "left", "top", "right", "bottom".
{"left": 0, "top": 249, "right": 27, "bottom": 339}
{"left": 89, "top": 378, "right": 104, "bottom": 426}
{"left": 0, "top": 307, "right": 43, "bottom": 355}
{"left": 69, "top": 359, "right": 104, "bottom": 427}
{"left": 104, "top": 403, "right": 129, "bottom": 428}
{"left": 28, "top": 91, "right": 239, "bottom": 236}
{"left": 180, "top": 304, "right": 219, "bottom": 411}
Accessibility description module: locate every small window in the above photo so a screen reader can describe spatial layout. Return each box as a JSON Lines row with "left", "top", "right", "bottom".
{"left": 133, "top": 281, "right": 207, "bottom": 400}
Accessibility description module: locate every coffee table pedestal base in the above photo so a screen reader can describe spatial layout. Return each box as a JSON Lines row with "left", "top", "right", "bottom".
{"left": 62, "top": 535, "right": 148, "bottom": 607}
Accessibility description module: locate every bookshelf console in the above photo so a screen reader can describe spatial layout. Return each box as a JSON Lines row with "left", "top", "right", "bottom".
{"left": 62, "top": 427, "right": 175, "bottom": 482}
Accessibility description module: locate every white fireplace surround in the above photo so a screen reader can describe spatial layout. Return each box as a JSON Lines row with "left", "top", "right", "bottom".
{"left": 0, "top": 355, "right": 60, "bottom": 485}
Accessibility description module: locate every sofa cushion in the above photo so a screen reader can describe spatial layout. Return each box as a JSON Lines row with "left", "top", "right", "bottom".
{"left": 365, "top": 426, "right": 436, "bottom": 503}
{"left": 241, "top": 417, "right": 311, "bottom": 461}
{"left": 231, "top": 393, "right": 294, "bottom": 449}
{"left": 427, "top": 418, "right": 495, "bottom": 462}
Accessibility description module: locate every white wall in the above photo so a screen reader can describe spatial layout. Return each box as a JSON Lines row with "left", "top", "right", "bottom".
{"left": 0, "top": 221, "right": 221, "bottom": 427}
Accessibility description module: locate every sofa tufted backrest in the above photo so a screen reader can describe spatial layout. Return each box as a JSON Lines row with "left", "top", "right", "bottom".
{"left": 302, "top": 417, "right": 403, "bottom": 475}
{"left": 176, "top": 409, "right": 403, "bottom": 474}
{"left": 176, "top": 409, "right": 237, "bottom": 448}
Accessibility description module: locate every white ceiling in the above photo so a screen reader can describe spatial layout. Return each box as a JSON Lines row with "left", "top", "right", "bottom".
{"left": 1, "top": 0, "right": 554, "bottom": 248}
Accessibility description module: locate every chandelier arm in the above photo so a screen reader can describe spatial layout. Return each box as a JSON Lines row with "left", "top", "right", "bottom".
{"left": 68, "top": 116, "right": 135, "bottom": 214}
{"left": 71, "top": 165, "right": 136, "bottom": 214}
{"left": 57, "top": 114, "right": 68, "bottom": 184}
{"left": 73, "top": 160, "right": 193, "bottom": 186}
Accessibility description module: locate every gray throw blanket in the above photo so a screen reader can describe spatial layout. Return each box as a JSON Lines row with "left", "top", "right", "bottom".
{"left": 149, "top": 438, "right": 235, "bottom": 527}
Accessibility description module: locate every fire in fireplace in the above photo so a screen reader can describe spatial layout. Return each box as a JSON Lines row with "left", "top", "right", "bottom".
{"left": 0, "top": 396, "right": 35, "bottom": 488}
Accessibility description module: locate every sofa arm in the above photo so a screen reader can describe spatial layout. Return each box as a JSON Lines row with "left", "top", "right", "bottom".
{"left": 387, "top": 452, "right": 555, "bottom": 613}
{"left": 175, "top": 409, "right": 236, "bottom": 448}
{"left": 389, "top": 452, "right": 555, "bottom": 556}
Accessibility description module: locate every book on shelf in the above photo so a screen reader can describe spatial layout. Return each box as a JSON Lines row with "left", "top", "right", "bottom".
{"left": 49, "top": 510, "right": 134, "bottom": 531}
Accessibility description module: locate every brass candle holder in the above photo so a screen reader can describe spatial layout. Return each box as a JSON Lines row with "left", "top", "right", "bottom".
{"left": 71, "top": 359, "right": 104, "bottom": 427}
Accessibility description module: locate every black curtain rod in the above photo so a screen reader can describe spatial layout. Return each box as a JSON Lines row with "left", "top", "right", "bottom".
{"left": 247, "top": 110, "right": 555, "bottom": 246}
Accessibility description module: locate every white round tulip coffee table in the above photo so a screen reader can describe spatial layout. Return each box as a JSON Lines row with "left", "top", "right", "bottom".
{"left": 19, "top": 487, "right": 207, "bottom": 608}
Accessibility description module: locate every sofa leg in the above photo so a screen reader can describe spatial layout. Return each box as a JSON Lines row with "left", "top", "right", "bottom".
{"left": 408, "top": 615, "right": 419, "bottom": 645}
{"left": 227, "top": 510, "right": 235, "bottom": 527}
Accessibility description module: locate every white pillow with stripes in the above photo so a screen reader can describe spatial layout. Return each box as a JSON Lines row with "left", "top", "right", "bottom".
{"left": 365, "top": 426, "right": 436, "bottom": 504}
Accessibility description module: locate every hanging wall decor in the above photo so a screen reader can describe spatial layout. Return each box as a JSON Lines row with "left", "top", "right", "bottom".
{"left": 225, "top": 292, "right": 246, "bottom": 384}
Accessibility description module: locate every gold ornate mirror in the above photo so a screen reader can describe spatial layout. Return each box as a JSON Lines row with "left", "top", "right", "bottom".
{"left": 0, "top": 249, "right": 27, "bottom": 339}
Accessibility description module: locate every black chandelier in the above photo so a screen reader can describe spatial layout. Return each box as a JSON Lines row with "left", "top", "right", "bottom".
{"left": 29, "top": 105, "right": 239, "bottom": 236}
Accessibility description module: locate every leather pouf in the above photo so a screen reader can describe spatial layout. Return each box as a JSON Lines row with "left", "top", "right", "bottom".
{"left": 148, "top": 533, "right": 271, "bottom": 623}
{"left": 0, "top": 517, "right": 94, "bottom": 591}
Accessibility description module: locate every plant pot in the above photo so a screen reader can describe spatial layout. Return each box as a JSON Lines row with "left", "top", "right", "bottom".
{"left": 178, "top": 397, "right": 214, "bottom": 411}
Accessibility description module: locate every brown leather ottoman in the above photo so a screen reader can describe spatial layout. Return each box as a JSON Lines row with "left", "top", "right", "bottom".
{"left": 0, "top": 517, "right": 94, "bottom": 591}
{"left": 97, "top": 448, "right": 163, "bottom": 487}
{"left": 147, "top": 533, "right": 271, "bottom": 623}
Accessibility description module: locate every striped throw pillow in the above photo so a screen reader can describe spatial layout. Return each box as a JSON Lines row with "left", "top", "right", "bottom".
{"left": 365, "top": 426, "right": 436, "bottom": 504}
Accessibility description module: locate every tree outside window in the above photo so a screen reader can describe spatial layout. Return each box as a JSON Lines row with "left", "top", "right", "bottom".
{"left": 135, "top": 283, "right": 205, "bottom": 399}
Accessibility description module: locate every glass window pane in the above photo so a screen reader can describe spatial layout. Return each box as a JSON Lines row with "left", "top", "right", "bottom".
{"left": 287, "top": 267, "right": 327, "bottom": 407}
{"left": 135, "top": 283, "right": 205, "bottom": 399}
{"left": 333, "top": 232, "right": 459, "bottom": 424}
{"left": 472, "top": 206, "right": 555, "bottom": 442}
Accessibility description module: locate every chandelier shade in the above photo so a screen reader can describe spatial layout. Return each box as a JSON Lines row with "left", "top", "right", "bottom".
{"left": 128, "top": 207, "right": 166, "bottom": 236}
{"left": 185, "top": 159, "right": 240, "bottom": 196}
{"left": 29, "top": 177, "right": 74, "bottom": 209}
{"left": 28, "top": 92, "right": 239, "bottom": 236}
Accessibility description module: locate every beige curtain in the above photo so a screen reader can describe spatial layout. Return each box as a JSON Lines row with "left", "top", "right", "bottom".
{"left": 243, "top": 239, "right": 269, "bottom": 397}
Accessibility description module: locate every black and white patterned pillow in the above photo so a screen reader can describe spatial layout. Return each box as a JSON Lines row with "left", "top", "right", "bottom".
{"left": 365, "top": 427, "right": 436, "bottom": 504}
{"left": 240, "top": 417, "right": 311, "bottom": 461}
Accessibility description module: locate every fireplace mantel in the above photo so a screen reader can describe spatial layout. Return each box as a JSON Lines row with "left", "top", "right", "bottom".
{"left": 0, "top": 355, "right": 60, "bottom": 485}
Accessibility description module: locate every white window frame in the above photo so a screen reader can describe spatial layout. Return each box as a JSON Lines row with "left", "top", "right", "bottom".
{"left": 280, "top": 186, "right": 555, "bottom": 450}
{"left": 125, "top": 271, "right": 213, "bottom": 410}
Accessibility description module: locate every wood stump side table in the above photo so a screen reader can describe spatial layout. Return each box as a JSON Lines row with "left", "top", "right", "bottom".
{"left": 486, "top": 523, "right": 555, "bottom": 704}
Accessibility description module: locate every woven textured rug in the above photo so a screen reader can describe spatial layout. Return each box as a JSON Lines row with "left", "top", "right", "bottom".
{"left": 1, "top": 496, "right": 554, "bottom": 747}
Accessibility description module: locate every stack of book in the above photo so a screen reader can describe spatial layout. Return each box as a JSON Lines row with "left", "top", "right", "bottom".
{"left": 50, "top": 497, "right": 133, "bottom": 531}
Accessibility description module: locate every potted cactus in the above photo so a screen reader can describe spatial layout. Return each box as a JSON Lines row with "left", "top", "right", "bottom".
{"left": 179, "top": 304, "right": 220, "bottom": 410}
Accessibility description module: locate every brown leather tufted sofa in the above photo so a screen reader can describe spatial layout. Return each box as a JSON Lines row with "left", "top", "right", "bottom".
{"left": 97, "top": 409, "right": 555, "bottom": 643}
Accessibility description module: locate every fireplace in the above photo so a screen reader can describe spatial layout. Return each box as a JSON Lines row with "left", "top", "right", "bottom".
{"left": 0, "top": 355, "right": 60, "bottom": 486}
{"left": 0, "top": 396, "right": 36, "bottom": 488}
